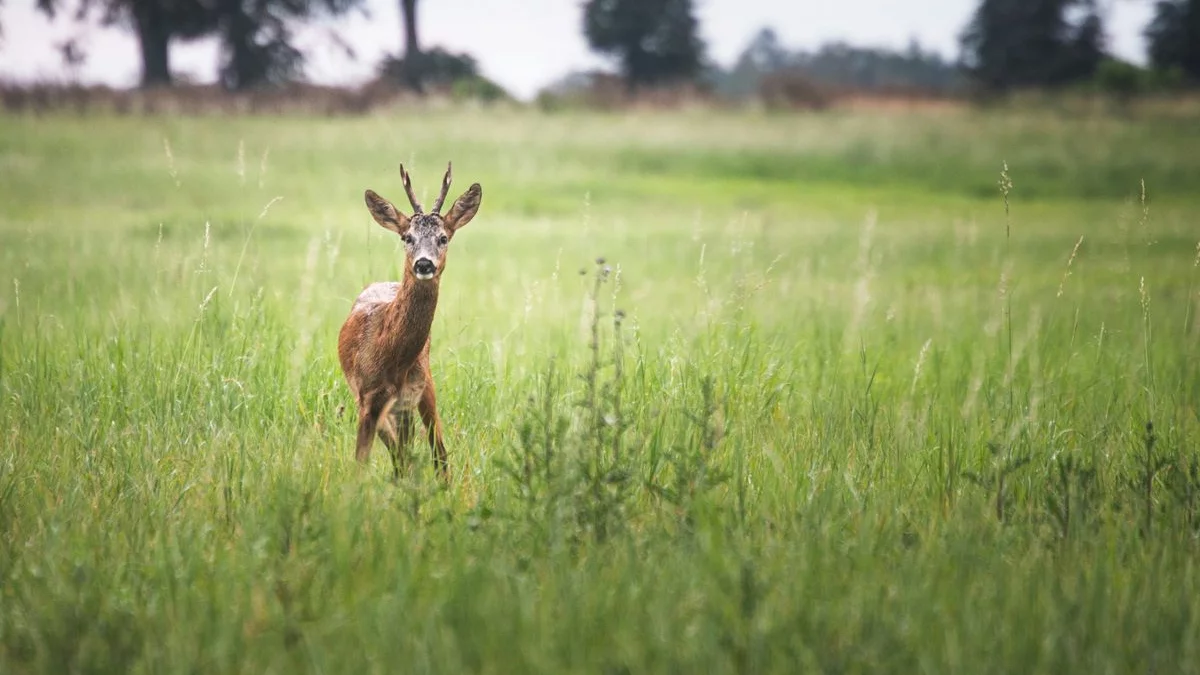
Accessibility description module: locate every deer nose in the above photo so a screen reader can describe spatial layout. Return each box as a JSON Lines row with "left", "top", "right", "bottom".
{"left": 413, "top": 258, "right": 437, "bottom": 278}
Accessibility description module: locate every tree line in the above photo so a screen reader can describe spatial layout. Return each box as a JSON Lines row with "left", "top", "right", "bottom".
{"left": 711, "top": 29, "right": 961, "bottom": 100}
{"left": 8, "top": 0, "right": 1200, "bottom": 94}
{"left": 25, "top": 0, "right": 455, "bottom": 91}
{"left": 584, "top": 0, "right": 1200, "bottom": 95}
{"left": 962, "top": 0, "right": 1200, "bottom": 93}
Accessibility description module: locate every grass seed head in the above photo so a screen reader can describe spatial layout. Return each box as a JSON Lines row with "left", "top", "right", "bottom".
{"left": 1057, "top": 235, "right": 1084, "bottom": 298}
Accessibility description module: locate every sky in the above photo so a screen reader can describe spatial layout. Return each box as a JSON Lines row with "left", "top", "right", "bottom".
{"left": 0, "top": 0, "right": 1157, "bottom": 100}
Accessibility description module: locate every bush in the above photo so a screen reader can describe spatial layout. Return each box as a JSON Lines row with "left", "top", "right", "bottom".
{"left": 378, "top": 47, "right": 512, "bottom": 102}
{"left": 757, "top": 69, "right": 832, "bottom": 110}
{"left": 1093, "top": 58, "right": 1145, "bottom": 101}
{"left": 535, "top": 71, "right": 628, "bottom": 111}
{"left": 1092, "top": 59, "right": 1189, "bottom": 103}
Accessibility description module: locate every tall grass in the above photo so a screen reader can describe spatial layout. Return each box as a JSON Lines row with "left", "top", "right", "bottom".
{"left": 2, "top": 107, "right": 1200, "bottom": 673}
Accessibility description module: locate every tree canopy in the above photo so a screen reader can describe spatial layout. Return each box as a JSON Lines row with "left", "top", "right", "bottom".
{"left": 713, "top": 28, "right": 961, "bottom": 99}
{"left": 959, "top": 0, "right": 1105, "bottom": 91}
{"left": 1145, "top": 0, "right": 1200, "bottom": 81}
{"left": 582, "top": 0, "right": 705, "bottom": 90}
{"left": 35, "top": 0, "right": 364, "bottom": 90}
{"left": 216, "top": 0, "right": 363, "bottom": 91}
{"left": 37, "top": 0, "right": 218, "bottom": 86}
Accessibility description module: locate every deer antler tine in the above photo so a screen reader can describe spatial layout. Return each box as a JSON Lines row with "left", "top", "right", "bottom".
{"left": 398, "top": 163, "right": 423, "bottom": 214}
{"left": 431, "top": 161, "right": 453, "bottom": 214}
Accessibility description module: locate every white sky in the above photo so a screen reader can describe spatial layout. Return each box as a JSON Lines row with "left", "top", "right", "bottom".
{"left": 0, "top": 0, "right": 1156, "bottom": 99}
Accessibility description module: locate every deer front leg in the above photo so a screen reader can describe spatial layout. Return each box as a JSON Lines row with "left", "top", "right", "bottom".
{"left": 378, "top": 410, "right": 415, "bottom": 481}
{"left": 355, "top": 394, "right": 386, "bottom": 463}
{"left": 418, "top": 385, "right": 448, "bottom": 481}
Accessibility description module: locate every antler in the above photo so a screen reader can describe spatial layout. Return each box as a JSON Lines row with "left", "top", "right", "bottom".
{"left": 431, "top": 162, "right": 453, "bottom": 214}
{"left": 398, "top": 163, "right": 423, "bottom": 214}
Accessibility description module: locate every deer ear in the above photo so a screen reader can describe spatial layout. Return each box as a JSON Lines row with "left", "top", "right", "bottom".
{"left": 364, "top": 189, "right": 408, "bottom": 234}
{"left": 443, "top": 183, "right": 482, "bottom": 232}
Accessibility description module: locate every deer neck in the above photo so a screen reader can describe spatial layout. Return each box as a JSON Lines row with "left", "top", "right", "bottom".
{"left": 380, "top": 276, "right": 440, "bottom": 366}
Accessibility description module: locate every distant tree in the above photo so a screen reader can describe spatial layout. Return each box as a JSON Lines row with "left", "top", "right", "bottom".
{"left": 959, "top": 0, "right": 1107, "bottom": 91}
{"left": 712, "top": 28, "right": 962, "bottom": 99}
{"left": 36, "top": 0, "right": 217, "bottom": 87}
{"left": 216, "top": 0, "right": 363, "bottom": 90}
{"left": 379, "top": 0, "right": 427, "bottom": 92}
{"left": 801, "top": 41, "right": 962, "bottom": 91}
{"left": 1061, "top": 3, "right": 1105, "bottom": 81}
{"left": 398, "top": 0, "right": 423, "bottom": 91}
{"left": 1145, "top": 0, "right": 1200, "bottom": 81}
{"left": 715, "top": 28, "right": 789, "bottom": 98}
{"left": 1094, "top": 57, "right": 1145, "bottom": 103}
{"left": 738, "top": 28, "right": 789, "bottom": 72}
{"left": 378, "top": 45, "right": 508, "bottom": 100}
{"left": 582, "top": 0, "right": 705, "bottom": 90}
{"left": 376, "top": 0, "right": 505, "bottom": 99}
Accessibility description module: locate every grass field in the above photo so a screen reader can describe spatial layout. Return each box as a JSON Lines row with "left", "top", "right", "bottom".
{"left": 2, "top": 105, "right": 1200, "bottom": 673}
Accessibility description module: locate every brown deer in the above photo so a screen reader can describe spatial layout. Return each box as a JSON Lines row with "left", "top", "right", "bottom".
{"left": 338, "top": 162, "right": 481, "bottom": 480}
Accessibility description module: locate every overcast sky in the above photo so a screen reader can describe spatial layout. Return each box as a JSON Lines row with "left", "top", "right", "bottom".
{"left": 0, "top": 0, "right": 1156, "bottom": 99}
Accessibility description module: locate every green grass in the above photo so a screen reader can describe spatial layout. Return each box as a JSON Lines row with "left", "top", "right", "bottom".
{"left": 2, "top": 105, "right": 1200, "bottom": 674}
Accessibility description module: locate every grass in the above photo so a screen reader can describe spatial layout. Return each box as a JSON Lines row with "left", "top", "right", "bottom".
{"left": 2, "top": 105, "right": 1200, "bottom": 673}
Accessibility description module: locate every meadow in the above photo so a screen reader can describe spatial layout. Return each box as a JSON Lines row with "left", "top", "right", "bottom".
{"left": 1, "top": 103, "right": 1200, "bottom": 673}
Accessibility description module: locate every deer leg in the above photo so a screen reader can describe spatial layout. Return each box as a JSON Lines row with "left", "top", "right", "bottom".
{"left": 418, "top": 385, "right": 449, "bottom": 481}
{"left": 355, "top": 394, "right": 387, "bottom": 464}
{"left": 378, "top": 410, "right": 415, "bottom": 481}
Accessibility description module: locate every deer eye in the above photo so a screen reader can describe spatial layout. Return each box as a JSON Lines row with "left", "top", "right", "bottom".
{"left": 438, "top": 235, "right": 449, "bottom": 246}
{"left": 401, "top": 234, "right": 413, "bottom": 245}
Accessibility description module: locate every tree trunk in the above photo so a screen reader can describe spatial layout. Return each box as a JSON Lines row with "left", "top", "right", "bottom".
{"left": 133, "top": 3, "right": 172, "bottom": 87}
{"left": 400, "top": 0, "right": 424, "bottom": 92}
{"left": 220, "top": 0, "right": 257, "bottom": 90}
{"left": 623, "top": 45, "right": 647, "bottom": 95}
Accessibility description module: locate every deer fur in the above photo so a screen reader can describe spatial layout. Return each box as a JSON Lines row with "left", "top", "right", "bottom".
{"left": 338, "top": 162, "right": 482, "bottom": 480}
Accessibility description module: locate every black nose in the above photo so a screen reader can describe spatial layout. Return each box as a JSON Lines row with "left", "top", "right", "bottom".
{"left": 413, "top": 258, "right": 436, "bottom": 276}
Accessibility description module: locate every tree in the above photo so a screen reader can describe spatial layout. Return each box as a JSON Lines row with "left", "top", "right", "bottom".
{"left": 36, "top": 0, "right": 216, "bottom": 87}
{"left": 959, "top": 0, "right": 1106, "bottom": 91}
{"left": 715, "top": 28, "right": 790, "bottom": 98}
{"left": 377, "top": 0, "right": 507, "bottom": 98}
{"left": 712, "top": 29, "right": 962, "bottom": 100}
{"left": 216, "top": 0, "right": 363, "bottom": 90}
{"left": 380, "top": 0, "right": 426, "bottom": 92}
{"left": 131, "top": 1, "right": 216, "bottom": 86}
{"left": 398, "top": 0, "right": 423, "bottom": 91}
{"left": 582, "top": 0, "right": 705, "bottom": 91}
{"left": 738, "top": 28, "right": 789, "bottom": 73}
{"left": 1145, "top": 0, "right": 1200, "bottom": 81}
{"left": 1060, "top": 2, "right": 1105, "bottom": 82}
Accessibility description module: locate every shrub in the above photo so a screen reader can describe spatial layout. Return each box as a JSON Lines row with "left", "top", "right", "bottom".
{"left": 377, "top": 47, "right": 512, "bottom": 102}
{"left": 757, "top": 69, "right": 832, "bottom": 110}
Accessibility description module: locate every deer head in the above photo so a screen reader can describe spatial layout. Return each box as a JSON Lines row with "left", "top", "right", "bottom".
{"left": 364, "top": 162, "right": 482, "bottom": 281}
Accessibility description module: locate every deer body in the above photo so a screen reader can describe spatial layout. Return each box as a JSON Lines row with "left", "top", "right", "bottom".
{"left": 338, "top": 163, "right": 481, "bottom": 480}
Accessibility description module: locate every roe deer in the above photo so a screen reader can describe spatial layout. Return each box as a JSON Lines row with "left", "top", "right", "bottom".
{"left": 338, "top": 162, "right": 482, "bottom": 480}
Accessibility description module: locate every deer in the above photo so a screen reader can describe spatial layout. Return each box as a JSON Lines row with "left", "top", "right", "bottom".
{"left": 338, "top": 162, "right": 482, "bottom": 481}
